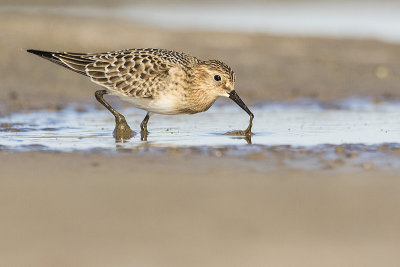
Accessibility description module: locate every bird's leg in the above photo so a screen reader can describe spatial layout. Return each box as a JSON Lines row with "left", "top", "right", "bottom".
{"left": 243, "top": 114, "right": 254, "bottom": 136}
{"left": 95, "top": 90, "right": 134, "bottom": 142}
{"left": 140, "top": 112, "right": 151, "bottom": 141}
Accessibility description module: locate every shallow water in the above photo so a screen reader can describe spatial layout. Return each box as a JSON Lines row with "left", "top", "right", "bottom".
{"left": 1, "top": 101, "right": 400, "bottom": 152}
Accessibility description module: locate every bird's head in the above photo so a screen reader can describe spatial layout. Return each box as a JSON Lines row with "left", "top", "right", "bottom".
{"left": 193, "top": 59, "right": 235, "bottom": 97}
{"left": 192, "top": 59, "right": 253, "bottom": 118}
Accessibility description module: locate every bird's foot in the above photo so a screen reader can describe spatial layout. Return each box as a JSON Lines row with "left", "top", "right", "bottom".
{"left": 140, "top": 129, "right": 148, "bottom": 141}
{"left": 113, "top": 115, "right": 135, "bottom": 142}
{"left": 224, "top": 129, "right": 253, "bottom": 136}
{"left": 224, "top": 115, "right": 254, "bottom": 137}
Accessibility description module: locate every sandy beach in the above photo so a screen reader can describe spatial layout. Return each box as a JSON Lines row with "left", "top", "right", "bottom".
{"left": 1, "top": 5, "right": 400, "bottom": 267}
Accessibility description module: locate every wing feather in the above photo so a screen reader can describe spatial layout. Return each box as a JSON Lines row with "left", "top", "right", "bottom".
{"left": 28, "top": 48, "right": 199, "bottom": 98}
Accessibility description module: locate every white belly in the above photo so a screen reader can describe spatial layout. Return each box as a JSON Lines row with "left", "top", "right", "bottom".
{"left": 112, "top": 91, "right": 181, "bottom": 115}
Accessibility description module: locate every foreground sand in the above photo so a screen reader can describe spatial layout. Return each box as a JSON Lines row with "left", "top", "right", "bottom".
{"left": 1, "top": 151, "right": 400, "bottom": 267}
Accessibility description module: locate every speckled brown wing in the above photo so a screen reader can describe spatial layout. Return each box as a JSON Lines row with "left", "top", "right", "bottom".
{"left": 47, "top": 49, "right": 199, "bottom": 98}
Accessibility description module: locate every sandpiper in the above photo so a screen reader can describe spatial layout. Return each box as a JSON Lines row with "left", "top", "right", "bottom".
{"left": 27, "top": 48, "right": 254, "bottom": 141}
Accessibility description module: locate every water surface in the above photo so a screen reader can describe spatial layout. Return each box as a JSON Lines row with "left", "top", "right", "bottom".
{"left": 1, "top": 101, "right": 400, "bottom": 152}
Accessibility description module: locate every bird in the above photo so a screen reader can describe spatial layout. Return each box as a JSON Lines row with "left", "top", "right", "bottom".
{"left": 27, "top": 48, "right": 254, "bottom": 141}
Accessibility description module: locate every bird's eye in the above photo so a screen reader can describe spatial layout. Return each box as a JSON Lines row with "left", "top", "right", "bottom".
{"left": 214, "top": 75, "right": 221, "bottom": 81}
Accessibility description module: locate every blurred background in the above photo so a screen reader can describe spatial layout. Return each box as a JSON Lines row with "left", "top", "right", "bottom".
{"left": 1, "top": 0, "right": 400, "bottom": 112}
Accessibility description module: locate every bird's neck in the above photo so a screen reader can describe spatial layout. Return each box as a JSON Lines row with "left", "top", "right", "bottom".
{"left": 181, "top": 86, "right": 218, "bottom": 114}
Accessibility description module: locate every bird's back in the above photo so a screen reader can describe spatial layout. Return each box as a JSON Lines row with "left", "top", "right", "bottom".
{"left": 27, "top": 48, "right": 200, "bottom": 98}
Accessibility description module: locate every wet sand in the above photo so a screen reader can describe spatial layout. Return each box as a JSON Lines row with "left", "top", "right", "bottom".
{"left": 1, "top": 10, "right": 400, "bottom": 266}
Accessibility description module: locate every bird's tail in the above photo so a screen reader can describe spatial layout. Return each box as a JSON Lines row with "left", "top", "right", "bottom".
{"left": 27, "top": 49, "right": 93, "bottom": 76}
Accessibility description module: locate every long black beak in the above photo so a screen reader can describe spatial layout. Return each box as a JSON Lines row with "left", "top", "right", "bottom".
{"left": 229, "top": 90, "right": 254, "bottom": 118}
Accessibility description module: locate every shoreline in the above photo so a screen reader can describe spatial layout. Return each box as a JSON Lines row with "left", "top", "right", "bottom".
{"left": 1, "top": 143, "right": 400, "bottom": 171}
